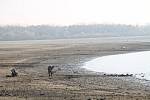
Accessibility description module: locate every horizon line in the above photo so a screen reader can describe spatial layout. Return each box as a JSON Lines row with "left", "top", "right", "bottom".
{"left": 0, "top": 23, "right": 149, "bottom": 27}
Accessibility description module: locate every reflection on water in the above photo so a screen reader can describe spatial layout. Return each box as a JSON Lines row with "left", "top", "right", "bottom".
{"left": 83, "top": 51, "right": 150, "bottom": 80}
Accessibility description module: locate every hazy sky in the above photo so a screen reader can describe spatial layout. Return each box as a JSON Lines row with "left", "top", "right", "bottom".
{"left": 0, "top": 0, "right": 150, "bottom": 26}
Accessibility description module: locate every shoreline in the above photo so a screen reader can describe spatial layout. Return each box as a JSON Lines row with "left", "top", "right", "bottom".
{"left": 0, "top": 39, "right": 150, "bottom": 99}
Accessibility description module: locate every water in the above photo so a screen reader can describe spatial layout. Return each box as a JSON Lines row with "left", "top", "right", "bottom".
{"left": 83, "top": 51, "right": 150, "bottom": 80}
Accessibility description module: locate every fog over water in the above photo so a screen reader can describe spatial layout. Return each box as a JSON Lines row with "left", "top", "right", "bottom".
{"left": 83, "top": 51, "right": 150, "bottom": 80}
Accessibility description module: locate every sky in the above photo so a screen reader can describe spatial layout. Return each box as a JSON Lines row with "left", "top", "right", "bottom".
{"left": 0, "top": 0, "right": 150, "bottom": 26}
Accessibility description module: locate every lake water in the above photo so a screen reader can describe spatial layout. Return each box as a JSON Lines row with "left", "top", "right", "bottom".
{"left": 83, "top": 51, "right": 150, "bottom": 80}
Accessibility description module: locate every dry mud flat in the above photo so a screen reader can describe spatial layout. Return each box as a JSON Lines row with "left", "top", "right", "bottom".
{"left": 0, "top": 37, "right": 150, "bottom": 100}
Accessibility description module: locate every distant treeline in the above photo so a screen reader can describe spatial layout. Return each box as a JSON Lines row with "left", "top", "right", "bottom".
{"left": 0, "top": 24, "right": 150, "bottom": 41}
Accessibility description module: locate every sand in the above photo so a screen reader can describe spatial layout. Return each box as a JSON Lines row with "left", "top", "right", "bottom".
{"left": 0, "top": 37, "right": 150, "bottom": 100}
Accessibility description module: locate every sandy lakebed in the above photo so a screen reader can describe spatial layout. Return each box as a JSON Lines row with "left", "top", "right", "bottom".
{"left": 0, "top": 37, "right": 150, "bottom": 100}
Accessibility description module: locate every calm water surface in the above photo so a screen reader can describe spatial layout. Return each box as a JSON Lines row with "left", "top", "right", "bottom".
{"left": 83, "top": 51, "right": 150, "bottom": 80}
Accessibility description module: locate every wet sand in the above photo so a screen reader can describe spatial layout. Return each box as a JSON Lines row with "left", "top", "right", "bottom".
{"left": 0, "top": 37, "right": 150, "bottom": 100}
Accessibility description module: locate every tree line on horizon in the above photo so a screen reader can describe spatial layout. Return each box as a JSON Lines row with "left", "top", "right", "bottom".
{"left": 0, "top": 24, "right": 150, "bottom": 41}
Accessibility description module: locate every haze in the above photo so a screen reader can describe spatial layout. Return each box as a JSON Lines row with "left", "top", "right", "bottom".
{"left": 0, "top": 0, "right": 150, "bottom": 26}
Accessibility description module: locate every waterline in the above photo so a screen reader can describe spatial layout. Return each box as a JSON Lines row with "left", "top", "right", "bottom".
{"left": 83, "top": 51, "right": 150, "bottom": 80}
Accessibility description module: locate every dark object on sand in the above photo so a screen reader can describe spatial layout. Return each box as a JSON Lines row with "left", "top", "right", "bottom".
{"left": 103, "top": 73, "right": 133, "bottom": 77}
{"left": 11, "top": 69, "right": 18, "bottom": 77}
{"left": 48, "top": 65, "right": 55, "bottom": 77}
